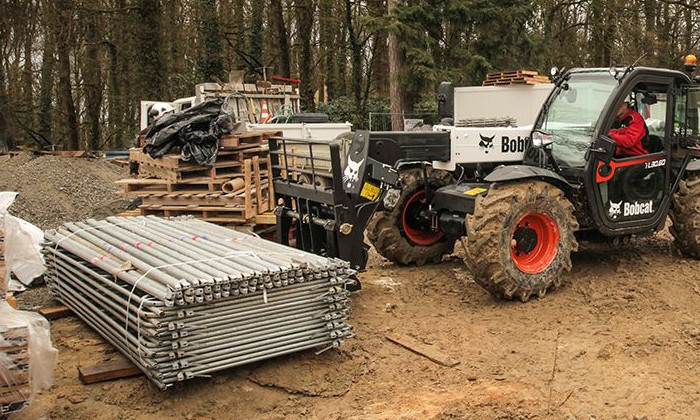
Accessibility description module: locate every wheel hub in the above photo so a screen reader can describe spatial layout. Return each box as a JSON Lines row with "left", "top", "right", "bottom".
{"left": 513, "top": 225, "right": 538, "bottom": 254}
{"left": 401, "top": 190, "right": 444, "bottom": 246}
{"left": 510, "top": 212, "right": 560, "bottom": 274}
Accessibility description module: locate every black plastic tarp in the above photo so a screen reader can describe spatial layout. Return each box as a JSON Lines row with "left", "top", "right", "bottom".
{"left": 142, "top": 98, "right": 233, "bottom": 166}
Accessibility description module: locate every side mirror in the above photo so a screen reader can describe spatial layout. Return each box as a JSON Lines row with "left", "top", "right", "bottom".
{"left": 587, "top": 134, "right": 616, "bottom": 164}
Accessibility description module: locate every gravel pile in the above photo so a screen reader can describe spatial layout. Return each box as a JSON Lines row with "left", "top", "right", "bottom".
{"left": 0, "top": 153, "right": 133, "bottom": 229}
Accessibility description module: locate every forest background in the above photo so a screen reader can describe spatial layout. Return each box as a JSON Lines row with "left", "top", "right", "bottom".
{"left": 0, "top": 0, "right": 698, "bottom": 152}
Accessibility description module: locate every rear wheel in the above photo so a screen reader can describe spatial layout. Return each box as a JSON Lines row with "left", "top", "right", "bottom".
{"left": 670, "top": 174, "right": 700, "bottom": 257}
{"left": 367, "top": 167, "right": 455, "bottom": 266}
{"left": 464, "top": 181, "right": 579, "bottom": 301}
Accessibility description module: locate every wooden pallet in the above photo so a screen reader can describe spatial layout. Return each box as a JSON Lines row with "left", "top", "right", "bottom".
{"left": 119, "top": 155, "right": 272, "bottom": 197}
{"left": 129, "top": 146, "right": 268, "bottom": 170}
{"left": 122, "top": 157, "right": 273, "bottom": 221}
{"left": 139, "top": 186, "right": 269, "bottom": 208}
{"left": 219, "top": 131, "right": 280, "bottom": 148}
{"left": 482, "top": 70, "right": 550, "bottom": 86}
{"left": 139, "top": 205, "right": 249, "bottom": 223}
{"left": 132, "top": 149, "right": 269, "bottom": 182}
{"left": 1, "top": 326, "right": 30, "bottom": 413}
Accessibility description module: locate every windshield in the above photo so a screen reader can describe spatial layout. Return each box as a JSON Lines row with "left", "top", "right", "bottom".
{"left": 537, "top": 72, "right": 617, "bottom": 167}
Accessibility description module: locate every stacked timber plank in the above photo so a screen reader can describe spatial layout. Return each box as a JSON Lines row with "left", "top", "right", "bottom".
{"left": 482, "top": 70, "right": 550, "bottom": 86}
{"left": 0, "top": 326, "right": 30, "bottom": 414}
{"left": 119, "top": 131, "right": 279, "bottom": 224}
{"left": 43, "top": 216, "right": 355, "bottom": 389}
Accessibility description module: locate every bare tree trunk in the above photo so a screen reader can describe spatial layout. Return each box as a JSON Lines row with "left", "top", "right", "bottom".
{"left": 270, "top": 0, "right": 290, "bottom": 78}
{"left": 84, "top": 9, "right": 103, "bottom": 150}
{"left": 318, "top": 0, "right": 336, "bottom": 102}
{"left": 135, "top": 0, "right": 166, "bottom": 99}
{"left": 198, "top": 0, "right": 224, "bottom": 83}
{"left": 345, "top": 0, "right": 364, "bottom": 126}
{"left": 0, "top": 61, "right": 13, "bottom": 153}
{"left": 248, "top": 3, "right": 264, "bottom": 77}
{"left": 297, "top": 0, "right": 315, "bottom": 111}
{"left": 387, "top": 0, "right": 403, "bottom": 131}
{"left": 55, "top": 0, "right": 80, "bottom": 150}
{"left": 21, "top": 14, "right": 35, "bottom": 135}
{"left": 37, "top": 27, "right": 55, "bottom": 147}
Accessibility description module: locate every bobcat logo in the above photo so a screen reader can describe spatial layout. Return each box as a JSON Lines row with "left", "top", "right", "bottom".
{"left": 479, "top": 134, "right": 495, "bottom": 153}
{"left": 343, "top": 157, "right": 364, "bottom": 190}
{"left": 608, "top": 201, "right": 622, "bottom": 219}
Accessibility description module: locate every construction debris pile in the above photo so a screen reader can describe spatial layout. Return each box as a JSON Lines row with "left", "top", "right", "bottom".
{"left": 482, "top": 70, "right": 551, "bottom": 86}
{"left": 1, "top": 318, "right": 31, "bottom": 414}
{"left": 43, "top": 216, "right": 355, "bottom": 389}
{"left": 143, "top": 99, "right": 233, "bottom": 166}
{"left": 119, "top": 131, "right": 279, "bottom": 224}
{"left": 0, "top": 302, "right": 58, "bottom": 416}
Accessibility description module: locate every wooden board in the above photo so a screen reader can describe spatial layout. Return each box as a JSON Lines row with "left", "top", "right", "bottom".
{"left": 141, "top": 192, "right": 249, "bottom": 207}
{"left": 116, "top": 178, "right": 229, "bottom": 194}
{"left": 254, "top": 212, "right": 277, "bottom": 225}
{"left": 39, "top": 305, "right": 73, "bottom": 320}
{"left": 5, "top": 294, "right": 17, "bottom": 309}
{"left": 385, "top": 333, "right": 460, "bottom": 367}
{"left": 139, "top": 206, "right": 249, "bottom": 223}
{"left": 78, "top": 359, "right": 143, "bottom": 385}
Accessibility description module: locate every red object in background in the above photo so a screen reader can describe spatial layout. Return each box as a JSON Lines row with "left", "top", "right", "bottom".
{"left": 260, "top": 100, "right": 271, "bottom": 123}
{"left": 271, "top": 76, "right": 301, "bottom": 84}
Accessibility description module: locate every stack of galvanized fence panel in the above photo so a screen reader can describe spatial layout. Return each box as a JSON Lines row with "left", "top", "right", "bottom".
{"left": 43, "top": 216, "right": 354, "bottom": 389}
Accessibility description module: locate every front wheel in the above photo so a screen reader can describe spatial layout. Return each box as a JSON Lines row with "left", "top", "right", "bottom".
{"left": 464, "top": 181, "right": 579, "bottom": 301}
{"left": 367, "top": 167, "right": 455, "bottom": 266}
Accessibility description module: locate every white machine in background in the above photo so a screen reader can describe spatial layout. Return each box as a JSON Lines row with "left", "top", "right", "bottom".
{"left": 433, "top": 83, "right": 554, "bottom": 170}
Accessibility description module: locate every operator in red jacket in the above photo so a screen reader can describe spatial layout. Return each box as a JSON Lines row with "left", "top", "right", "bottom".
{"left": 608, "top": 100, "right": 649, "bottom": 157}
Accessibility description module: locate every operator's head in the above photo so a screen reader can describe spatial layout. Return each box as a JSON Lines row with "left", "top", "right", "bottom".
{"left": 616, "top": 101, "right": 631, "bottom": 120}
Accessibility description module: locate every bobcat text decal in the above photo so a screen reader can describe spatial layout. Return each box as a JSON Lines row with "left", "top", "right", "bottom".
{"left": 500, "top": 136, "right": 527, "bottom": 153}
{"left": 608, "top": 200, "right": 654, "bottom": 219}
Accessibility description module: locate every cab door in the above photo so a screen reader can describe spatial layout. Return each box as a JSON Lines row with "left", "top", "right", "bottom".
{"left": 586, "top": 76, "right": 673, "bottom": 235}
{"left": 674, "top": 85, "right": 700, "bottom": 148}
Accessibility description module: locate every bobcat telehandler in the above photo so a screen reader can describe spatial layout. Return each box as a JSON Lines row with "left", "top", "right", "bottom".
{"left": 269, "top": 66, "right": 700, "bottom": 301}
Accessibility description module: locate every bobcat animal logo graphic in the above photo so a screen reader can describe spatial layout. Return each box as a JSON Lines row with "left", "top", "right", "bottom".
{"left": 608, "top": 201, "right": 622, "bottom": 219}
{"left": 343, "top": 158, "right": 364, "bottom": 190}
{"left": 479, "top": 134, "right": 495, "bottom": 153}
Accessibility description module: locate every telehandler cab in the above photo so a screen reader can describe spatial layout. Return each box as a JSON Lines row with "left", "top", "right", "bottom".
{"left": 270, "top": 66, "right": 700, "bottom": 301}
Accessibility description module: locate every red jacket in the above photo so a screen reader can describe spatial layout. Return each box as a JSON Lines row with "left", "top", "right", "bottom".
{"left": 608, "top": 108, "right": 648, "bottom": 157}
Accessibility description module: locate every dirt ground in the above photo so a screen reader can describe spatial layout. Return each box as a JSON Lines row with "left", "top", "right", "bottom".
{"left": 10, "top": 230, "right": 699, "bottom": 420}
{"left": 2, "top": 153, "right": 699, "bottom": 419}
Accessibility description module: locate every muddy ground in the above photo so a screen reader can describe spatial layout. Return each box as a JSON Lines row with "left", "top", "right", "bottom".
{"left": 2, "top": 153, "right": 699, "bottom": 419}
{"left": 12, "top": 230, "right": 700, "bottom": 420}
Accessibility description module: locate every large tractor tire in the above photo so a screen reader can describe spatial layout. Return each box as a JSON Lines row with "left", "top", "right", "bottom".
{"left": 464, "top": 181, "right": 579, "bottom": 301}
{"left": 670, "top": 174, "right": 700, "bottom": 258}
{"left": 367, "top": 167, "right": 455, "bottom": 266}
